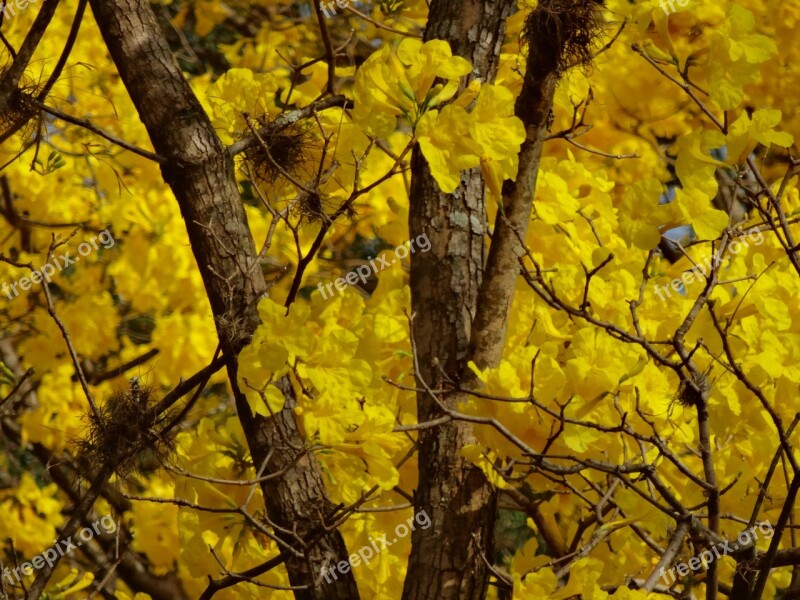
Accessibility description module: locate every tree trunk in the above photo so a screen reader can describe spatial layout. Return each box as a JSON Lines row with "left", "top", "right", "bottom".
{"left": 86, "top": 1, "right": 358, "bottom": 597}
{"left": 403, "top": 2, "right": 515, "bottom": 599}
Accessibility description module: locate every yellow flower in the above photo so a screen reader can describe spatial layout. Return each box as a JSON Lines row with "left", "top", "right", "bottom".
{"left": 416, "top": 84, "right": 525, "bottom": 193}
{"left": 416, "top": 104, "right": 482, "bottom": 192}
{"left": 352, "top": 39, "right": 471, "bottom": 137}
{"left": 725, "top": 109, "right": 794, "bottom": 165}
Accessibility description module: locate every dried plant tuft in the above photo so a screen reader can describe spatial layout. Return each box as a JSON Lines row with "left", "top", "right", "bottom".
{"left": 523, "top": 0, "right": 605, "bottom": 75}
{"left": 243, "top": 121, "right": 317, "bottom": 186}
{"left": 295, "top": 189, "right": 328, "bottom": 224}
{"left": 0, "top": 73, "right": 43, "bottom": 139}
{"left": 676, "top": 372, "right": 712, "bottom": 408}
{"left": 78, "top": 379, "right": 174, "bottom": 477}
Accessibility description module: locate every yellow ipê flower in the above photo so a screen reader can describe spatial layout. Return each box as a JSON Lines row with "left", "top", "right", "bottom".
{"left": 352, "top": 39, "right": 524, "bottom": 194}
{"left": 352, "top": 38, "right": 472, "bottom": 137}
{"left": 416, "top": 83, "right": 525, "bottom": 194}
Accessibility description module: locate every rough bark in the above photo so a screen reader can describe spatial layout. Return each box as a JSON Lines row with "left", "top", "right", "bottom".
{"left": 85, "top": 1, "right": 358, "bottom": 598}
{"left": 405, "top": 0, "right": 602, "bottom": 595}
{"left": 403, "top": 2, "right": 515, "bottom": 599}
